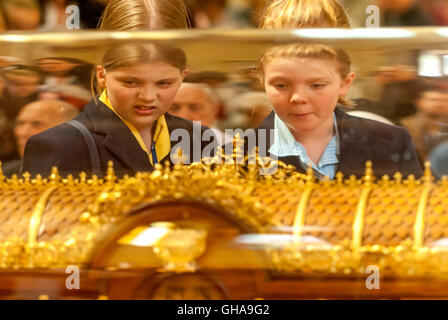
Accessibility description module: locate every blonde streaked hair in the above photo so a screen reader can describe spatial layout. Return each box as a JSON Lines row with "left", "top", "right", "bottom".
{"left": 259, "top": 43, "right": 353, "bottom": 107}
{"left": 98, "top": 0, "right": 190, "bottom": 31}
{"left": 260, "top": 0, "right": 351, "bottom": 29}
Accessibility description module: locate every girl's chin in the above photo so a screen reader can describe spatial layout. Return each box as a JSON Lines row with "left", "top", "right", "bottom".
{"left": 290, "top": 127, "right": 315, "bottom": 135}
{"left": 286, "top": 120, "right": 316, "bottom": 132}
{"left": 129, "top": 116, "right": 159, "bottom": 130}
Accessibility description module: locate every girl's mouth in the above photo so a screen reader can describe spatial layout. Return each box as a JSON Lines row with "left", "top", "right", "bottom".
{"left": 290, "top": 112, "right": 312, "bottom": 118}
{"left": 134, "top": 105, "right": 157, "bottom": 115}
{"left": 135, "top": 105, "right": 156, "bottom": 111}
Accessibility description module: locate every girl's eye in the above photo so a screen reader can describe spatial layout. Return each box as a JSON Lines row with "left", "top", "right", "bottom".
{"left": 157, "top": 81, "right": 173, "bottom": 87}
{"left": 311, "top": 83, "right": 326, "bottom": 89}
{"left": 122, "top": 80, "right": 138, "bottom": 86}
{"left": 189, "top": 104, "right": 202, "bottom": 111}
{"left": 274, "top": 83, "right": 288, "bottom": 89}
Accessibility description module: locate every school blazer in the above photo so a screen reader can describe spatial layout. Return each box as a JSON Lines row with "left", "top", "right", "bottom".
{"left": 22, "top": 99, "right": 215, "bottom": 178}
{"left": 256, "top": 108, "right": 423, "bottom": 179}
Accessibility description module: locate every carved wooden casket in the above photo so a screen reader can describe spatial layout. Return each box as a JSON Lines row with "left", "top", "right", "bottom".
{"left": 1, "top": 152, "right": 448, "bottom": 299}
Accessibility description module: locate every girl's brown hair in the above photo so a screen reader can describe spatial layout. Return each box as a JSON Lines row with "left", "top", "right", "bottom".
{"left": 98, "top": 0, "right": 190, "bottom": 31}
{"left": 260, "top": 0, "right": 351, "bottom": 29}
{"left": 93, "top": 42, "right": 187, "bottom": 99}
{"left": 259, "top": 43, "right": 353, "bottom": 106}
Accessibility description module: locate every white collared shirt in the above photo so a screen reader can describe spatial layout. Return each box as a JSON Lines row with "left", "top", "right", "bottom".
{"left": 269, "top": 113, "right": 340, "bottom": 179}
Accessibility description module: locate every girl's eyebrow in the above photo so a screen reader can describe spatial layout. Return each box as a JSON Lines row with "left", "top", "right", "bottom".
{"left": 156, "top": 77, "right": 178, "bottom": 82}
{"left": 267, "top": 76, "right": 332, "bottom": 82}
{"left": 306, "top": 77, "right": 332, "bottom": 82}
{"left": 267, "top": 76, "right": 290, "bottom": 81}
{"left": 116, "top": 75, "right": 141, "bottom": 81}
{"left": 116, "top": 76, "right": 178, "bottom": 82}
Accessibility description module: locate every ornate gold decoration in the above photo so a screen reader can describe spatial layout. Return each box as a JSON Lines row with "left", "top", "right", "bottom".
{"left": 0, "top": 145, "right": 447, "bottom": 279}
{"left": 0, "top": 167, "right": 108, "bottom": 269}
{"left": 28, "top": 186, "right": 57, "bottom": 247}
{"left": 413, "top": 162, "right": 433, "bottom": 249}
{"left": 292, "top": 165, "right": 314, "bottom": 240}
{"left": 153, "top": 227, "right": 208, "bottom": 273}
{"left": 352, "top": 161, "right": 373, "bottom": 249}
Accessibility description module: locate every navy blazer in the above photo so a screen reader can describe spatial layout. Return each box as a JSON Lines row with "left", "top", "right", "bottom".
{"left": 256, "top": 108, "right": 423, "bottom": 179}
{"left": 22, "top": 99, "right": 216, "bottom": 178}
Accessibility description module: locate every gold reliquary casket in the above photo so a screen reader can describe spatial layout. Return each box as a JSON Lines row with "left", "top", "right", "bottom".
{"left": 1, "top": 28, "right": 448, "bottom": 299}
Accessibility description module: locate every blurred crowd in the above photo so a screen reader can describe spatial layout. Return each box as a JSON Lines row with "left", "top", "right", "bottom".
{"left": 0, "top": 0, "right": 448, "bottom": 31}
{"left": 0, "top": 0, "right": 448, "bottom": 178}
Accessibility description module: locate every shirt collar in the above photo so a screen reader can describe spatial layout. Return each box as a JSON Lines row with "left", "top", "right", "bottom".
{"left": 269, "top": 112, "right": 340, "bottom": 166}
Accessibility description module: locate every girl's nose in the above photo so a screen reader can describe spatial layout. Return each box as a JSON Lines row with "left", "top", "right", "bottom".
{"left": 138, "top": 86, "right": 157, "bottom": 102}
{"left": 290, "top": 89, "right": 307, "bottom": 104}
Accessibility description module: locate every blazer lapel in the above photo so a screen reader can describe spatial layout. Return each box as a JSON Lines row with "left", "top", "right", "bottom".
{"left": 256, "top": 111, "right": 275, "bottom": 155}
{"left": 103, "top": 130, "right": 150, "bottom": 172}
{"left": 257, "top": 112, "right": 305, "bottom": 172}
{"left": 335, "top": 108, "right": 372, "bottom": 177}
{"left": 84, "top": 100, "right": 150, "bottom": 172}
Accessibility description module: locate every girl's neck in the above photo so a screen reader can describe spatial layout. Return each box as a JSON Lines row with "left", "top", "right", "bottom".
{"left": 138, "top": 124, "right": 154, "bottom": 151}
{"left": 290, "top": 115, "right": 335, "bottom": 165}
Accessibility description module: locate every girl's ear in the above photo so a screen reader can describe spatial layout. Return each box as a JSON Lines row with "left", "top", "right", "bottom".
{"left": 181, "top": 69, "right": 189, "bottom": 80}
{"left": 96, "top": 66, "right": 106, "bottom": 88}
{"left": 339, "top": 72, "right": 356, "bottom": 96}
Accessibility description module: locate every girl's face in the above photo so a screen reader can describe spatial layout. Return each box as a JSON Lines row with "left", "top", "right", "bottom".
{"left": 264, "top": 57, "right": 355, "bottom": 136}
{"left": 37, "top": 59, "right": 79, "bottom": 73}
{"left": 97, "top": 62, "right": 187, "bottom": 131}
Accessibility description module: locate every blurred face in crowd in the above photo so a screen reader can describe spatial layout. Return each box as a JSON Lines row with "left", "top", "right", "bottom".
{"left": 4, "top": 73, "right": 41, "bottom": 98}
{"left": 14, "top": 100, "right": 78, "bottom": 157}
{"left": 376, "top": 0, "right": 414, "bottom": 12}
{"left": 36, "top": 59, "right": 80, "bottom": 74}
{"left": 263, "top": 57, "right": 354, "bottom": 137}
{"left": 0, "top": 57, "right": 20, "bottom": 69}
{"left": 97, "top": 62, "right": 186, "bottom": 132}
{"left": 170, "top": 85, "right": 219, "bottom": 127}
{"left": 416, "top": 90, "right": 448, "bottom": 117}
{"left": 373, "top": 65, "right": 417, "bottom": 84}
{"left": 426, "top": 0, "right": 448, "bottom": 25}
{"left": 4, "top": 3, "right": 40, "bottom": 30}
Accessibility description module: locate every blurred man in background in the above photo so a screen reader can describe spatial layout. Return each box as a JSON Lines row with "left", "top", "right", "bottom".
{"left": 1, "top": 0, "right": 42, "bottom": 30}
{"left": 2, "top": 99, "right": 79, "bottom": 176}
{"left": 170, "top": 83, "right": 231, "bottom": 145}
{"left": 0, "top": 65, "right": 43, "bottom": 122}
{"left": 401, "top": 86, "right": 448, "bottom": 162}
{"left": 170, "top": 83, "right": 221, "bottom": 128}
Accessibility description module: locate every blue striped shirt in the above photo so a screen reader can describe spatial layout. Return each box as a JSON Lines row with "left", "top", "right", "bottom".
{"left": 269, "top": 113, "right": 340, "bottom": 180}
